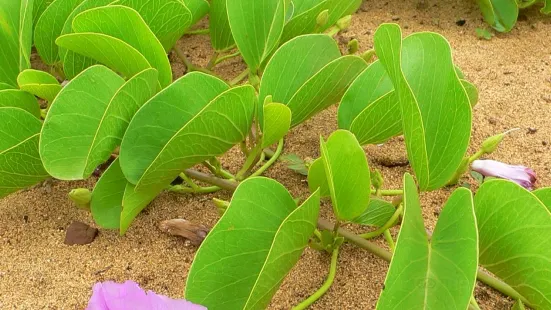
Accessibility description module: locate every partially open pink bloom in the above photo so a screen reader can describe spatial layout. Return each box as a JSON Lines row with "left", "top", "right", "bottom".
{"left": 471, "top": 159, "right": 537, "bottom": 190}
{"left": 86, "top": 280, "right": 206, "bottom": 310}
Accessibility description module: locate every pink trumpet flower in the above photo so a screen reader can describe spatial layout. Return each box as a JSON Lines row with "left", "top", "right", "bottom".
{"left": 471, "top": 159, "right": 537, "bottom": 190}
{"left": 86, "top": 280, "right": 206, "bottom": 310}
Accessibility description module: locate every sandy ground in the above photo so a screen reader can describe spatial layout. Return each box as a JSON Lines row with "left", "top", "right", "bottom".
{"left": 1, "top": 0, "right": 550, "bottom": 309}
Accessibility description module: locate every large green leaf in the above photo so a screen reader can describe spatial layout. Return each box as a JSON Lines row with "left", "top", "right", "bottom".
{"left": 34, "top": 0, "right": 83, "bottom": 65}
{"left": 56, "top": 33, "right": 151, "bottom": 81}
{"left": 17, "top": 69, "right": 61, "bottom": 102}
{"left": 0, "top": 107, "right": 49, "bottom": 198}
{"left": 352, "top": 198, "right": 396, "bottom": 227}
{"left": 227, "top": 0, "right": 286, "bottom": 73}
{"left": 475, "top": 180, "right": 551, "bottom": 309}
{"left": 377, "top": 173, "right": 478, "bottom": 309}
{"left": 181, "top": 0, "right": 209, "bottom": 25}
{"left": 186, "top": 177, "right": 320, "bottom": 309}
{"left": 477, "top": 0, "right": 518, "bottom": 32}
{"left": 259, "top": 34, "right": 367, "bottom": 127}
{"left": 120, "top": 72, "right": 255, "bottom": 191}
{"left": 115, "top": 0, "right": 193, "bottom": 51}
{"left": 320, "top": 130, "right": 370, "bottom": 221}
{"left": 261, "top": 102, "right": 291, "bottom": 148}
{"left": 374, "top": 24, "right": 471, "bottom": 191}
{"left": 209, "top": 0, "right": 234, "bottom": 51}
{"left": 33, "top": 0, "right": 53, "bottom": 26}
{"left": 534, "top": 188, "right": 551, "bottom": 212}
{"left": 0, "top": 89, "right": 40, "bottom": 118}
{"left": 0, "top": 0, "right": 34, "bottom": 87}
{"left": 90, "top": 158, "right": 162, "bottom": 233}
{"left": 338, "top": 60, "right": 401, "bottom": 145}
{"left": 40, "top": 66, "right": 158, "bottom": 180}
{"left": 58, "top": 0, "right": 113, "bottom": 79}
{"left": 70, "top": 5, "right": 172, "bottom": 87}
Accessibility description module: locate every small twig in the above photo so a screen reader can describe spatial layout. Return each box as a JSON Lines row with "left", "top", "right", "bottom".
{"left": 186, "top": 28, "right": 210, "bottom": 35}
{"left": 94, "top": 265, "right": 113, "bottom": 275}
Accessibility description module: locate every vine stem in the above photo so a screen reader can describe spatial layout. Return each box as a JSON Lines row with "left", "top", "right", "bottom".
{"left": 214, "top": 51, "right": 241, "bottom": 66}
{"left": 370, "top": 189, "right": 402, "bottom": 196}
{"left": 383, "top": 230, "right": 395, "bottom": 252}
{"left": 179, "top": 170, "right": 531, "bottom": 307}
{"left": 229, "top": 68, "right": 250, "bottom": 86}
{"left": 250, "top": 139, "right": 284, "bottom": 177}
{"left": 172, "top": 46, "right": 219, "bottom": 76}
{"left": 360, "top": 204, "right": 403, "bottom": 239}
{"left": 292, "top": 246, "right": 340, "bottom": 310}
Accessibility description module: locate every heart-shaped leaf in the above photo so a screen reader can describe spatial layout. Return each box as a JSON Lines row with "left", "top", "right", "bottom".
{"left": 477, "top": 0, "right": 518, "bottom": 32}
{"left": 115, "top": 0, "right": 194, "bottom": 51}
{"left": 186, "top": 177, "right": 320, "bottom": 309}
{"left": 17, "top": 69, "right": 62, "bottom": 102}
{"left": 227, "top": 0, "right": 286, "bottom": 73}
{"left": 90, "top": 158, "right": 162, "bottom": 233}
{"left": 58, "top": 0, "right": 113, "bottom": 79}
{"left": 377, "top": 173, "right": 478, "bottom": 309}
{"left": 0, "top": 107, "right": 49, "bottom": 198}
{"left": 320, "top": 130, "right": 370, "bottom": 221}
{"left": 40, "top": 66, "right": 159, "bottom": 180}
{"left": 209, "top": 0, "right": 234, "bottom": 51}
{"left": 261, "top": 103, "right": 291, "bottom": 148}
{"left": 352, "top": 198, "right": 396, "bottom": 227}
{"left": 120, "top": 72, "right": 255, "bottom": 191}
{"left": 0, "top": 0, "right": 34, "bottom": 87}
{"left": 34, "top": 0, "right": 84, "bottom": 65}
{"left": 534, "top": 188, "right": 551, "bottom": 212}
{"left": 56, "top": 33, "right": 152, "bottom": 81}
{"left": 374, "top": 24, "right": 472, "bottom": 191}
{"left": 69, "top": 5, "right": 172, "bottom": 87}
{"left": 0, "top": 90, "right": 40, "bottom": 118}
{"left": 259, "top": 34, "right": 367, "bottom": 127}
{"left": 475, "top": 179, "right": 551, "bottom": 309}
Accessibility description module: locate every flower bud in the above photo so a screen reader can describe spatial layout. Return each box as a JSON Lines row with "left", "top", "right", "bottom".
{"left": 213, "top": 198, "right": 230, "bottom": 215}
{"left": 361, "top": 49, "right": 376, "bottom": 62}
{"left": 347, "top": 39, "right": 359, "bottom": 54}
{"left": 336, "top": 15, "right": 352, "bottom": 30}
{"left": 481, "top": 128, "right": 519, "bottom": 154}
{"left": 68, "top": 188, "right": 91, "bottom": 210}
{"left": 316, "top": 9, "right": 329, "bottom": 28}
{"left": 471, "top": 159, "right": 537, "bottom": 190}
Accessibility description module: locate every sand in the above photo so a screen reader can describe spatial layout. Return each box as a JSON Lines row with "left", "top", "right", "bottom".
{"left": 1, "top": 0, "right": 550, "bottom": 309}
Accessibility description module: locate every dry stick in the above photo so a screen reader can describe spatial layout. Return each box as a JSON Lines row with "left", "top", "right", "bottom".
{"left": 182, "top": 170, "right": 530, "bottom": 307}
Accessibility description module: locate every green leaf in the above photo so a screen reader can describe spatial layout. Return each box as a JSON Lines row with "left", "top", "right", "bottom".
{"left": 352, "top": 198, "right": 395, "bottom": 227}
{"left": 477, "top": 0, "right": 518, "bottom": 32}
{"left": 40, "top": 66, "right": 158, "bottom": 180}
{"left": 0, "top": 89, "right": 40, "bottom": 118}
{"left": 512, "top": 299, "right": 526, "bottom": 310}
{"left": 17, "top": 69, "right": 61, "bottom": 102}
{"left": 377, "top": 173, "right": 478, "bottom": 309}
{"left": 58, "top": 0, "right": 113, "bottom": 79}
{"left": 261, "top": 103, "right": 291, "bottom": 148}
{"left": 533, "top": 188, "right": 551, "bottom": 212}
{"left": 374, "top": 24, "right": 472, "bottom": 191}
{"left": 462, "top": 79, "right": 479, "bottom": 107}
{"left": 120, "top": 72, "right": 255, "bottom": 191}
{"left": 115, "top": 0, "right": 194, "bottom": 51}
{"left": 209, "top": 0, "right": 234, "bottom": 51}
{"left": 259, "top": 34, "right": 367, "bottom": 127}
{"left": 69, "top": 5, "right": 172, "bottom": 87}
{"left": 320, "top": 130, "right": 370, "bottom": 221}
{"left": 307, "top": 157, "right": 330, "bottom": 197}
{"left": 33, "top": 0, "right": 53, "bottom": 26}
{"left": 0, "top": 0, "right": 34, "bottom": 86}
{"left": 186, "top": 177, "right": 320, "bottom": 309}
{"left": 280, "top": 153, "right": 309, "bottom": 176}
{"left": 227, "top": 0, "right": 286, "bottom": 72}
{"left": 90, "top": 158, "right": 162, "bottom": 233}
{"left": 34, "top": 0, "right": 83, "bottom": 65}
{"left": 0, "top": 107, "right": 49, "bottom": 198}
{"left": 56, "top": 33, "right": 152, "bottom": 82}
{"left": 181, "top": 0, "right": 209, "bottom": 25}
{"left": 475, "top": 27, "right": 493, "bottom": 40}
{"left": 475, "top": 180, "right": 551, "bottom": 309}
{"left": 543, "top": 1, "right": 551, "bottom": 14}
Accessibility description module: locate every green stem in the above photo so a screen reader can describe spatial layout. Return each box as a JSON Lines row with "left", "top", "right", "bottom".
{"left": 293, "top": 247, "right": 340, "bottom": 310}
{"left": 468, "top": 149, "right": 485, "bottom": 163}
{"left": 236, "top": 145, "right": 262, "bottom": 180}
{"left": 202, "top": 161, "right": 235, "bottom": 180}
{"left": 168, "top": 184, "right": 220, "bottom": 194}
{"left": 383, "top": 230, "right": 395, "bottom": 252}
{"left": 360, "top": 204, "right": 403, "bottom": 239}
{"left": 229, "top": 69, "right": 250, "bottom": 86}
{"left": 313, "top": 229, "right": 322, "bottom": 240}
{"left": 250, "top": 138, "right": 284, "bottom": 177}
{"left": 206, "top": 52, "right": 219, "bottom": 70}
{"left": 173, "top": 46, "right": 217, "bottom": 76}
{"left": 469, "top": 295, "right": 481, "bottom": 310}
{"left": 180, "top": 172, "right": 199, "bottom": 190}
{"left": 214, "top": 51, "right": 241, "bottom": 66}
{"left": 370, "top": 189, "right": 403, "bottom": 196}
{"left": 476, "top": 269, "right": 531, "bottom": 307}
{"left": 186, "top": 28, "right": 210, "bottom": 35}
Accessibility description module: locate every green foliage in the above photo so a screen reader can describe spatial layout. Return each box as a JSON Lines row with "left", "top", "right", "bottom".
{"left": 0, "top": 89, "right": 40, "bottom": 118}
{"left": 307, "top": 158, "right": 330, "bottom": 197}
{"left": 119, "top": 72, "right": 255, "bottom": 191}
{"left": 281, "top": 153, "right": 309, "bottom": 175}
{"left": 0, "top": 0, "right": 33, "bottom": 87}
{"left": 352, "top": 198, "right": 395, "bottom": 227}
{"left": 261, "top": 103, "right": 291, "bottom": 148}
{"left": 377, "top": 173, "right": 478, "bottom": 309}
{"left": 374, "top": 24, "right": 472, "bottom": 191}
{"left": 0, "top": 107, "right": 49, "bottom": 198}
{"left": 534, "top": 187, "right": 551, "bottom": 211}
{"left": 17, "top": 69, "right": 62, "bottom": 102}
{"left": 186, "top": 177, "right": 320, "bottom": 309}
{"left": 475, "top": 180, "right": 551, "bottom": 309}
{"left": 259, "top": 34, "right": 367, "bottom": 127}
{"left": 477, "top": 0, "right": 551, "bottom": 32}
{"left": 209, "top": 0, "right": 234, "bottom": 51}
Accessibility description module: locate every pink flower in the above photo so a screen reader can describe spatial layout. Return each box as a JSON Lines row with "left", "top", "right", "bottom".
{"left": 471, "top": 159, "right": 537, "bottom": 190}
{"left": 86, "top": 280, "right": 206, "bottom": 310}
